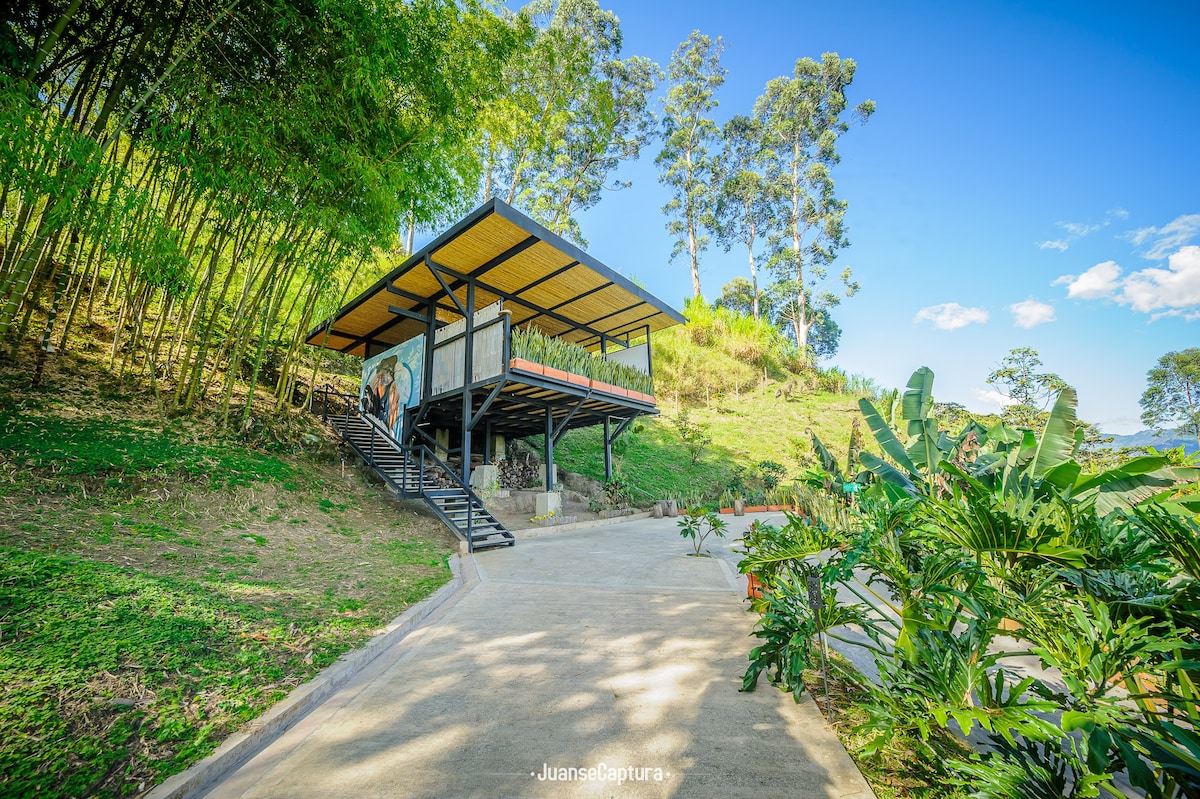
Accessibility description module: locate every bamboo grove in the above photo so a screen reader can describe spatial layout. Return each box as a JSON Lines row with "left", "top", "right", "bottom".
{"left": 0, "top": 0, "right": 535, "bottom": 425}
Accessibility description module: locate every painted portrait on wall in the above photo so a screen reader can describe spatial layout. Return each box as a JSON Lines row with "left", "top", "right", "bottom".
{"left": 359, "top": 335, "right": 424, "bottom": 441}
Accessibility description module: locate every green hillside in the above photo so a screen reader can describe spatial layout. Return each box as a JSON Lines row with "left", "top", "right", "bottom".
{"left": 553, "top": 300, "right": 875, "bottom": 505}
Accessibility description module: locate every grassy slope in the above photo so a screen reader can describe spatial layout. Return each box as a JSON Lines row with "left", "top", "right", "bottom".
{"left": 552, "top": 301, "right": 871, "bottom": 504}
{"left": 554, "top": 387, "right": 864, "bottom": 504}
{"left": 0, "top": 353, "right": 457, "bottom": 798}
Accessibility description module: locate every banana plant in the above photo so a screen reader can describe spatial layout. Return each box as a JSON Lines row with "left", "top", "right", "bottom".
{"left": 859, "top": 367, "right": 1199, "bottom": 515}
{"left": 858, "top": 367, "right": 978, "bottom": 497}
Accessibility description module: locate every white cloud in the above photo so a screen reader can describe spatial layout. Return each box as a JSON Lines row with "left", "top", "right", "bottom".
{"left": 913, "top": 303, "right": 989, "bottom": 330}
{"left": 1117, "top": 245, "right": 1200, "bottom": 313}
{"left": 1037, "top": 210, "right": 1127, "bottom": 252}
{"left": 970, "top": 387, "right": 1016, "bottom": 412}
{"left": 1054, "top": 246, "right": 1200, "bottom": 319}
{"left": 1129, "top": 214, "right": 1200, "bottom": 259}
{"left": 1038, "top": 239, "right": 1069, "bottom": 251}
{"left": 1009, "top": 299, "right": 1056, "bottom": 329}
{"left": 1060, "top": 221, "right": 1102, "bottom": 237}
{"left": 1054, "top": 260, "right": 1123, "bottom": 299}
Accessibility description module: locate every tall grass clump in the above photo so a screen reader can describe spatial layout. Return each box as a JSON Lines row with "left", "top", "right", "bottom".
{"left": 653, "top": 297, "right": 800, "bottom": 402}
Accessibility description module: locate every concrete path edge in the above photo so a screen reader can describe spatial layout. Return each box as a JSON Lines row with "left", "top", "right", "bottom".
{"left": 514, "top": 510, "right": 654, "bottom": 538}
{"left": 144, "top": 554, "right": 478, "bottom": 799}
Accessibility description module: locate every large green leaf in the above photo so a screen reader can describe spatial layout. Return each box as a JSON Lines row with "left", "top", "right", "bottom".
{"left": 860, "top": 451, "right": 917, "bottom": 494}
{"left": 901, "top": 366, "right": 935, "bottom": 436}
{"left": 921, "top": 492, "right": 1089, "bottom": 568}
{"left": 907, "top": 417, "right": 943, "bottom": 472}
{"left": 807, "top": 428, "right": 844, "bottom": 484}
{"left": 859, "top": 398, "right": 918, "bottom": 476}
{"left": 987, "top": 420, "right": 1025, "bottom": 447}
{"left": 1028, "top": 388, "right": 1077, "bottom": 480}
{"left": 1041, "top": 460, "right": 1082, "bottom": 492}
{"left": 1072, "top": 457, "right": 1198, "bottom": 516}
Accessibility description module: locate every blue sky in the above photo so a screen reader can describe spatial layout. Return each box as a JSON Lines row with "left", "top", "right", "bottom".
{"left": 555, "top": 0, "right": 1200, "bottom": 434}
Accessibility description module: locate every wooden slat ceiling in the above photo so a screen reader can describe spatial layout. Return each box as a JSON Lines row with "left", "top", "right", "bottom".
{"left": 306, "top": 199, "right": 685, "bottom": 357}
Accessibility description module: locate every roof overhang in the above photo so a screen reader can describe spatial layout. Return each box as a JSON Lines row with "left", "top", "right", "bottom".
{"left": 306, "top": 199, "right": 685, "bottom": 357}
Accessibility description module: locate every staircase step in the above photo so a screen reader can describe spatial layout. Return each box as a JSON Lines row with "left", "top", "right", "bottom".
{"left": 318, "top": 410, "right": 513, "bottom": 550}
{"left": 472, "top": 536, "right": 516, "bottom": 549}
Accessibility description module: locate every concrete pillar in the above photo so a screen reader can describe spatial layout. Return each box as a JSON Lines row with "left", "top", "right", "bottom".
{"left": 435, "top": 428, "right": 449, "bottom": 456}
{"left": 535, "top": 491, "right": 562, "bottom": 517}
{"left": 470, "top": 464, "right": 500, "bottom": 491}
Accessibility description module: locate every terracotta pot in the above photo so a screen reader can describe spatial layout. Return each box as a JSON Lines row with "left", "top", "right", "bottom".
{"left": 997, "top": 617, "right": 1023, "bottom": 633}
{"left": 542, "top": 366, "right": 570, "bottom": 383}
{"left": 744, "top": 505, "right": 768, "bottom": 513}
{"left": 719, "top": 507, "right": 734, "bottom": 515}
{"left": 509, "top": 358, "right": 543, "bottom": 375}
{"left": 747, "top": 574, "right": 765, "bottom": 600}
{"left": 566, "top": 372, "right": 590, "bottom": 387}
{"left": 590, "top": 379, "right": 614, "bottom": 395}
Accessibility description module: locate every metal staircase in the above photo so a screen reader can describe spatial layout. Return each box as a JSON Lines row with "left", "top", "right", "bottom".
{"left": 313, "top": 390, "right": 514, "bottom": 552}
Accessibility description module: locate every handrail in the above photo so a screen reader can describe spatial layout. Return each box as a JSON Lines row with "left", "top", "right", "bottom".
{"left": 323, "top": 390, "right": 491, "bottom": 552}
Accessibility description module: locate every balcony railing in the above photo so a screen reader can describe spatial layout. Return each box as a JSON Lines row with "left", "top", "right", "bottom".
{"left": 424, "top": 302, "right": 654, "bottom": 404}
{"left": 509, "top": 326, "right": 654, "bottom": 402}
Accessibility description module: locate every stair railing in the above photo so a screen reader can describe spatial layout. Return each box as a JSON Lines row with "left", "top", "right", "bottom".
{"left": 403, "top": 441, "right": 482, "bottom": 550}
{"left": 309, "top": 386, "right": 500, "bottom": 552}
{"left": 357, "top": 412, "right": 496, "bottom": 552}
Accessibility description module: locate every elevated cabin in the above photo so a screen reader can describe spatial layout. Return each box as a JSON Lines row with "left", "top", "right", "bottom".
{"left": 305, "top": 199, "right": 685, "bottom": 548}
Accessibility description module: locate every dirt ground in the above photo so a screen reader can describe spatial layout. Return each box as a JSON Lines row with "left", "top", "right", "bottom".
{"left": 484, "top": 487, "right": 643, "bottom": 531}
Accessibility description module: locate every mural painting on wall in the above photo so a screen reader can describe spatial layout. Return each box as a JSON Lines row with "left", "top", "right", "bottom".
{"left": 360, "top": 335, "right": 425, "bottom": 440}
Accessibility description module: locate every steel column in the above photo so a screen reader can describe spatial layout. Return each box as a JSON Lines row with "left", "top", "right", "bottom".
{"left": 603, "top": 417, "right": 613, "bottom": 481}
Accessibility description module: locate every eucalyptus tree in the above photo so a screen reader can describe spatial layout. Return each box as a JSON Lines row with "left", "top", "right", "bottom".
{"left": 656, "top": 30, "right": 726, "bottom": 299}
{"left": 716, "top": 114, "right": 773, "bottom": 317}
{"left": 766, "top": 279, "right": 841, "bottom": 360}
{"left": 754, "top": 53, "right": 873, "bottom": 352}
{"left": 481, "top": 0, "right": 656, "bottom": 245}
{"left": 715, "top": 276, "right": 772, "bottom": 319}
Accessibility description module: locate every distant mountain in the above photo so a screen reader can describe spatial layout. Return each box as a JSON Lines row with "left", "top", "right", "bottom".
{"left": 1104, "top": 430, "right": 1198, "bottom": 455}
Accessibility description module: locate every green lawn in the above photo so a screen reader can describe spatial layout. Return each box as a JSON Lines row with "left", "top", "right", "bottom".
{"left": 0, "top": 395, "right": 456, "bottom": 797}
{"left": 552, "top": 384, "right": 865, "bottom": 504}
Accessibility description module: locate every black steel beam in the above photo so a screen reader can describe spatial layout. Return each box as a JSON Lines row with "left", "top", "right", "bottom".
{"left": 519, "top": 280, "right": 615, "bottom": 328}
{"left": 426, "top": 257, "right": 468, "bottom": 317}
{"left": 337, "top": 313, "right": 409, "bottom": 353}
{"left": 468, "top": 379, "right": 507, "bottom": 431}
{"left": 426, "top": 257, "right": 613, "bottom": 343}
{"left": 508, "top": 259, "right": 580, "bottom": 295}
{"left": 386, "top": 283, "right": 460, "bottom": 316}
{"left": 388, "top": 305, "right": 432, "bottom": 324}
{"left": 426, "top": 236, "right": 541, "bottom": 307}
{"left": 551, "top": 394, "right": 590, "bottom": 444}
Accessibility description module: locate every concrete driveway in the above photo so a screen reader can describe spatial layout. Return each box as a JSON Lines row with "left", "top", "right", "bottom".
{"left": 201, "top": 515, "right": 874, "bottom": 799}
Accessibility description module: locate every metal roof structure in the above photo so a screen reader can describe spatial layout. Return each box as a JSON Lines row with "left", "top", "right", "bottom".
{"left": 306, "top": 198, "right": 685, "bottom": 357}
